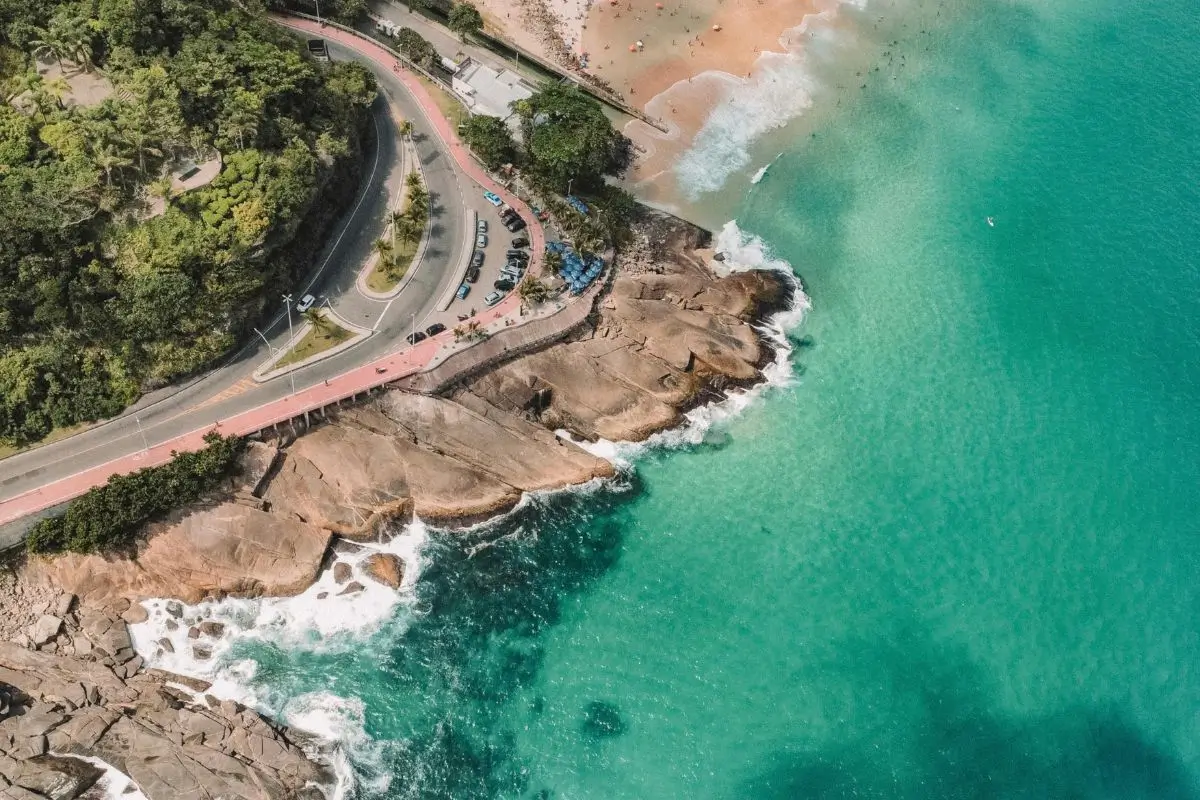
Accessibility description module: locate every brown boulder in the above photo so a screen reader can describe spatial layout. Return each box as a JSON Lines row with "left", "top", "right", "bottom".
{"left": 198, "top": 621, "right": 225, "bottom": 638}
{"left": 332, "top": 562, "right": 352, "bottom": 584}
{"left": 362, "top": 554, "right": 405, "bottom": 589}
{"left": 26, "top": 504, "right": 333, "bottom": 605}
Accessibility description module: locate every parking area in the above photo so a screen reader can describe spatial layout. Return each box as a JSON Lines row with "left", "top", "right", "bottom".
{"left": 410, "top": 191, "right": 534, "bottom": 343}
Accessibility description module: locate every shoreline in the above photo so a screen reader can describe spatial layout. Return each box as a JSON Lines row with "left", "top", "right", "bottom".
{"left": 0, "top": 212, "right": 803, "bottom": 799}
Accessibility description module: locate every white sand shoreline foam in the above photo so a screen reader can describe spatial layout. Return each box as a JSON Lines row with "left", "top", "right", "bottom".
{"left": 125, "top": 219, "right": 804, "bottom": 798}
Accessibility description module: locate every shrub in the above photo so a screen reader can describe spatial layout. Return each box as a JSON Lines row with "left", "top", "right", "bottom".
{"left": 26, "top": 433, "right": 244, "bottom": 555}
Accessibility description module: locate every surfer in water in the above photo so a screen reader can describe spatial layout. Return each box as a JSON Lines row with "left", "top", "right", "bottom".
{"left": 986, "top": 216, "right": 995, "bottom": 227}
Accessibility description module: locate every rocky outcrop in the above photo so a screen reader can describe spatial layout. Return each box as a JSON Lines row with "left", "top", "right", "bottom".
{"left": 0, "top": 585, "right": 331, "bottom": 800}
{"left": 261, "top": 394, "right": 615, "bottom": 533}
{"left": 362, "top": 554, "right": 405, "bottom": 589}
{"left": 25, "top": 503, "right": 332, "bottom": 605}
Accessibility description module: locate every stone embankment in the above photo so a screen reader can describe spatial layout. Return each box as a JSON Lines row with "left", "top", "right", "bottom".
{"left": 0, "top": 212, "right": 789, "bottom": 799}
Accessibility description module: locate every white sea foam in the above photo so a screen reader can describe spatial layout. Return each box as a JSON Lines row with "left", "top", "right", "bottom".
{"left": 57, "top": 754, "right": 148, "bottom": 800}
{"left": 283, "top": 692, "right": 390, "bottom": 799}
{"left": 128, "top": 521, "right": 429, "bottom": 797}
{"left": 750, "top": 153, "right": 783, "bottom": 185}
{"left": 674, "top": 1, "right": 865, "bottom": 197}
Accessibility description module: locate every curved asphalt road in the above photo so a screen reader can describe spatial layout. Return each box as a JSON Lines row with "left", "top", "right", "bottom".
{"left": 0, "top": 38, "right": 471, "bottom": 506}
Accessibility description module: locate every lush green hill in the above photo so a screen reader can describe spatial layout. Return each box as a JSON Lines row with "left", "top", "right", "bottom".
{"left": 0, "top": 0, "right": 377, "bottom": 446}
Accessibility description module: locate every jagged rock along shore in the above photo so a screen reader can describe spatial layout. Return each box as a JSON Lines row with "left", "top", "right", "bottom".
{"left": 1, "top": 210, "right": 792, "bottom": 799}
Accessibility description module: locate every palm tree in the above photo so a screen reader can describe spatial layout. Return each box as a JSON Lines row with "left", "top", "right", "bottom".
{"left": 91, "top": 142, "right": 132, "bottom": 186}
{"left": 374, "top": 238, "right": 393, "bottom": 258}
{"left": 303, "top": 307, "right": 332, "bottom": 335}
{"left": 121, "top": 127, "right": 163, "bottom": 175}
{"left": 148, "top": 176, "right": 174, "bottom": 205}
{"left": 30, "top": 29, "right": 72, "bottom": 71}
{"left": 396, "top": 216, "right": 420, "bottom": 250}
{"left": 398, "top": 120, "right": 414, "bottom": 139}
{"left": 519, "top": 277, "right": 549, "bottom": 305}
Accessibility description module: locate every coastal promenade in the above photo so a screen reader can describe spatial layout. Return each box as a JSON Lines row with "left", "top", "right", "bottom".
{"left": 0, "top": 16, "right": 560, "bottom": 531}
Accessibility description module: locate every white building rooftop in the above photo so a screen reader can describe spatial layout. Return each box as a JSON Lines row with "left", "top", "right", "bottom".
{"left": 452, "top": 58, "right": 533, "bottom": 120}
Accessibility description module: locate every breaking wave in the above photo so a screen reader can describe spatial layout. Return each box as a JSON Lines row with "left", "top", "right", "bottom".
{"left": 129, "top": 521, "right": 430, "bottom": 799}
{"left": 674, "top": 0, "right": 868, "bottom": 197}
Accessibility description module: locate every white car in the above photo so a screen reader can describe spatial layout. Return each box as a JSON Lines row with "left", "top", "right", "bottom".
{"left": 484, "top": 290, "right": 504, "bottom": 306}
{"left": 477, "top": 219, "right": 488, "bottom": 233}
{"left": 296, "top": 294, "right": 316, "bottom": 312}
{"left": 476, "top": 233, "right": 488, "bottom": 248}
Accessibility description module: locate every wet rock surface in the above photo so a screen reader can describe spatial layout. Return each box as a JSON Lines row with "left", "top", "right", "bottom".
{"left": 0, "top": 576, "right": 332, "bottom": 799}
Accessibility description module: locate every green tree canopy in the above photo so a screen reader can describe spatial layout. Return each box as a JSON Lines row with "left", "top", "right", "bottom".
{"left": 0, "top": 0, "right": 376, "bottom": 445}
{"left": 447, "top": 2, "right": 483, "bottom": 39}
{"left": 461, "top": 114, "right": 516, "bottom": 170}
{"left": 395, "top": 27, "right": 437, "bottom": 68}
{"left": 516, "top": 84, "right": 632, "bottom": 193}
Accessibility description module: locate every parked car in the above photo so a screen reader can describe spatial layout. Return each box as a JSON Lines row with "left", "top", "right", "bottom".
{"left": 471, "top": 250, "right": 484, "bottom": 268}
{"left": 505, "top": 261, "right": 525, "bottom": 274}
{"left": 306, "top": 40, "right": 329, "bottom": 62}
{"left": 483, "top": 191, "right": 503, "bottom": 207}
{"left": 484, "top": 290, "right": 504, "bottom": 307}
{"left": 500, "top": 206, "right": 518, "bottom": 220}
{"left": 500, "top": 269, "right": 521, "bottom": 284}
{"left": 505, "top": 217, "right": 526, "bottom": 232}
{"left": 493, "top": 278, "right": 515, "bottom": 291}
{"left": 476, "top": 219, "right": 488, "bottom": 233}
{"left": 425, "top": 322, "right": 447, "bottom": 336}
{"left": 476, "top": 233, "right": 488, "bottom": 248}
{"left": 466, "top": 267, "right": 480, "bottom": 283}
{"left": 511, "top": 236, "right": 529, "bottom": 248}
{"left": 296, "top": 294, "right": 316, "bottom": 312}
{"left": 406, "top": 331, "right": 427, "bottom": 345}
{"left": 506, "top": 249, "right": 529, "bottom": 261}
{"left": 456, "top": 283, "right": 470, "bottom": 300}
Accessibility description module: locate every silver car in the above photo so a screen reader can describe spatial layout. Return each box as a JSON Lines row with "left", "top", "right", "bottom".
{"left": 476, "top": 233, "right": 488, "bottom": 248}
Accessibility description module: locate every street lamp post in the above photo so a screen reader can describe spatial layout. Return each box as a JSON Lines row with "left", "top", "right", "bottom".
{"left": 135, "top": 416, "right": 149, "bottom": 453}
{"left": 252, "top": 328, "right": 277, "bottom": 356}
{"left": 281, "top": 295, "right": 298, "bottom": 397}
{"left": 315, "top": 0, "right": 322, "bottom": 24}
{"left": 411, "top": 312, "right": 417, "bottom": 347}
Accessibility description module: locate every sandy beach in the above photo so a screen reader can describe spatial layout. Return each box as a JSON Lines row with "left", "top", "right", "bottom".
{"left": 578, "top": 0, "right": 864, "bottom": 205}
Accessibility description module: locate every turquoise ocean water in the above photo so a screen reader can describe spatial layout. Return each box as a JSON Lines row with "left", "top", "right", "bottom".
{"left": 210, "top": 0, "right": 1200, "bottom": 796}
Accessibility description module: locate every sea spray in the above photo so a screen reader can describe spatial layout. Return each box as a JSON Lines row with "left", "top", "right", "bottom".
{"left": 124, "top": 224, "right": 806, "bottom": 799}
{"left": 282, "top": 692, "right": 392, "bottom": 799}
{"left": 572, "top": 220, "right": 810, "bottom": 465}
{"left": 128, "top": 520, "right": 430, "bottom": 798}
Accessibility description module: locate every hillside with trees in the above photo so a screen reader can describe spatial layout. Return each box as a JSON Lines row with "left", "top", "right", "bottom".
{"left": 0, "top": 0, "right": 377, "bottom": 446}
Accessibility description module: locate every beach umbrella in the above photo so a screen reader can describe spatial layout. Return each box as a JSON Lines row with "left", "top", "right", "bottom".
{"left": 628, "top": 43, "right": 637, "bottom": 52}
{"left": 655, "top": 2, "right": 663, "bottom": 8}
{"left": 712, "top": 24, "right": 722, "bottom": 31}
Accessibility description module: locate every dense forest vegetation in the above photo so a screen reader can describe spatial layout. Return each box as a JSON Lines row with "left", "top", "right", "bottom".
{"left": 0, "top": 0, "right": 378, "bottom": 446}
